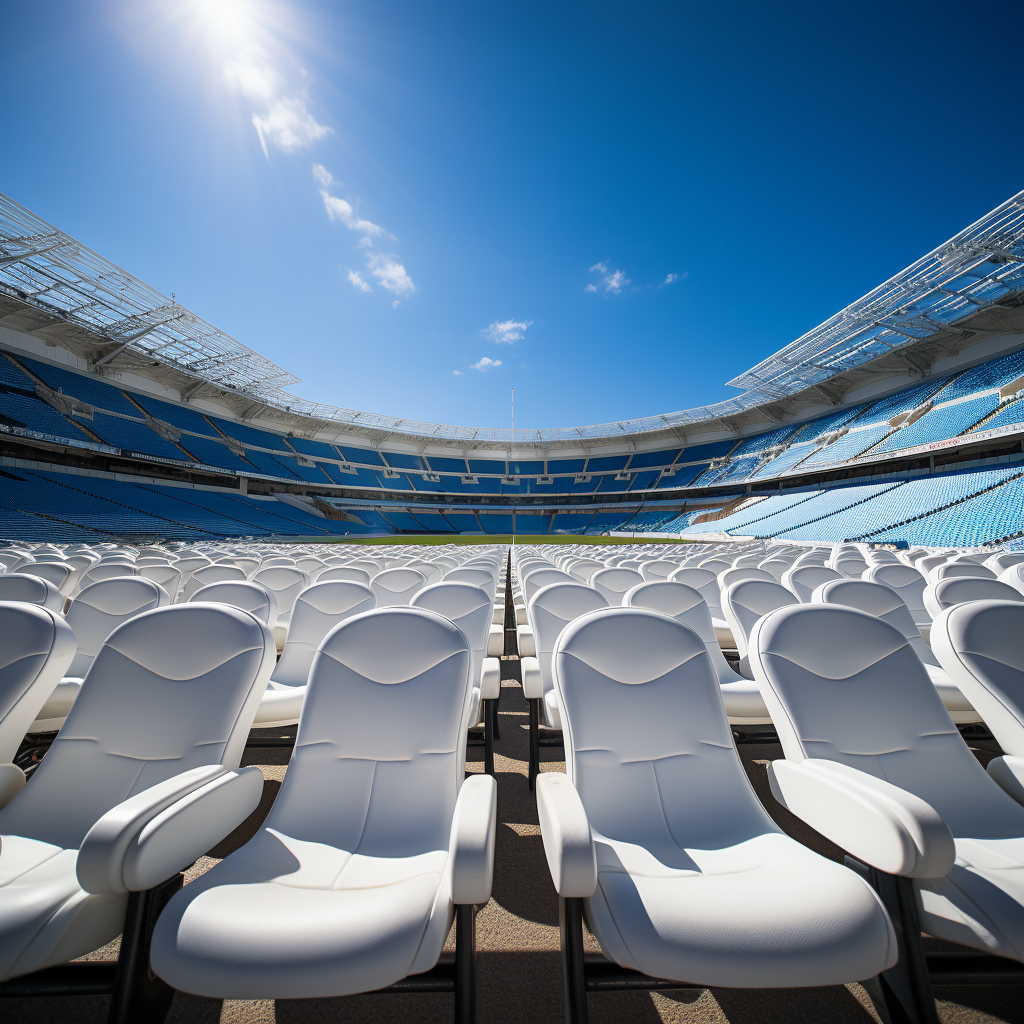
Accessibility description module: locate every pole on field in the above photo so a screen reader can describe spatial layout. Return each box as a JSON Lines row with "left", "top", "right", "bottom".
{"left": 511, "top": 388, "right": 515, "bottom": 547}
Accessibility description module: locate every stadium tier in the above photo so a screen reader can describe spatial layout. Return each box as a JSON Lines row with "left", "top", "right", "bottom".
{"left": 3, "top": 190, "right": 1024, "bottom": 551}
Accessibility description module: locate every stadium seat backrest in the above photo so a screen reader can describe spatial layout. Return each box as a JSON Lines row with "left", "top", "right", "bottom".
{"left": 181, "top": 564, "right": 248, "bottom": 601}
{"left": 718, "top": 567, "right": 776, "bottom": 593}
{"left": 271, "top": 607, "right": 473, "bottom": 841}
{"left": 748, "top": 603, "right": 1024, "bottom": 836}
{"left": 370, "top": 567, "right": 427, "bottom": 608}
{"left": 997, "top": 563, "right": 1024, "bottom": 597}
{"left": 923, "top": 577, "right": 1024, "bottom": 620}
{"left": 987, "top": 552, "right": 1024, "bottom": 574}
{"left": 928, "top": 562, "right": 997, "bottom": 584}
{"left": 591, "top": 567, "right": 644, "bottom": 606}
{"left": 554, "top": 607, "right": 777, "bottom": 846}
{"left": 624, "top": 581, "right": 738, "bottom": 683}
{"left": 251, "top": 566, "right": 311, "bottom": 618}
{"left": 638, "top": 559, "right": 678, "bottom": 582}
{"left": 722, "top": 578, "right": 797, "bottom": 660}
{"left": 931, "top": 600, "right": 1024, "bottom": 757}
{"left": 523, "top": 567, "right": 575, "bottom": 605}
{"left": 0, "top": 602, "right": 76, "bottom": 762}
{"left": 757, "top": 558, "right": 793, "bottom": 580}
{"left": 529, "top": 583, "right": 608, "bottom": 697}
{"left": 138, "top": 563, "right": 183, "bottom": 597}
{"left": 315, "top": 565, "right": 372, "bottom": 586}
{"left": 189, "top": 580, "right": 279, "bottom": 630}
{"left": 0, "top": 573, "right": 64, "bottom": 612}
{"left": 0, "top": 604, "right": 275, "bottom": 849}
{"left": 66, "top": 577, "right": 168, "bottom": 677}
{"left": 74, "top": 562, "right": 139, "bottom": 595}
{"left": 781, "top": 565, "right": 842, "bottom": 604}
{"left": 272, "top": 581, "right": 375, "bottom": 686}
{"left": 443, "top": 567, "right": 496, "bottom": 602}
{"left": 347, "top": 558, "right": 382, "bottom": 579}
{"left": 863, "top": 562, "right": 928, "bottom": 617}
{"left": 412, "top": 582, "right": 491, "bottom": 679}
{"left": 667, "top": 566, "right": 723, "bottom": 618}
{"left": 812, "top": 578, "right": 937, "bottom": 666}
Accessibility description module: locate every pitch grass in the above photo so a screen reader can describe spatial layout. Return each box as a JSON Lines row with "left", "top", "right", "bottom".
{"left": 314, "top": 534, "right": 691, "bottom": 547}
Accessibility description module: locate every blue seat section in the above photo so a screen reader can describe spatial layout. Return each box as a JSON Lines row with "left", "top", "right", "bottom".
{"left": 425, "top": 455, "right": 467, "bottom": 474}
{"left": 509, "top": 460, "right": 545, "bottom": 475}
{"left": 174, "top": 434, "right": 252, "bottom": 473}
{"left": 626, "top": 449, "right": 682, "bottom": 469}
{"left": 0, "top": 354, "right": 38, "bottom": 389}
{"left": 653, "top": 463, "right": 709, "bottom": 488}
{"left": 976, "top": 397, "right": 1024, "bottom": 434}
{"left": 468, "top": 459, "right": 506, "bottom": 475}
{"left": 934, "top": 349, "right": 1024, "bottom": 402}
{"left": 586, "top": 511, "right": 635, "bottom": 532}
{"left": 379, "top": 510, "right": 426, "bottom": 531}
{"left": 853, "top": 375, "right": 957, "bottom": 427}
{"left": 546, "top": 458, "right": 587, "bottom": 474}
{"left": 408, "top": 511, "right": 456, "bottom": 532}
{"left": 685, "top": 490, "right": 823, "bottom": 535}
{"left": 478, "top": 513, "right": 514, "bottom": 533}
{"left": 692, "top": 455, "right": 761, "bottom": 486}
{"left": 747, "top": 443, "right": 815, "bottom": 479}
{"left": 442, "top": 512, "right": 481, "bottom": 531}
{"left": 845, "top": 467, "right": 1020, "bottom": 540}
{"left": 744, "top": 482, "right": 899, "bottom": 539}
{"left": 0, "top": 388, "right": 97, "bottom": 443}
{"left": 286, "top": 461, "right": 334, "bottom": 485}
{"left": 0, "top": 498, "right": 108, "bottom": 542}
{"left": 586, "top": 455, "right": 629, "bottom": 472}
{"left": 799, "top": 422, "right": 894, "bottom": 467}
{"left": 337, "top": 446, "right": 385, "bottom": 466}
{"left": 727, "top": 425, "right": 801, "bottom": 457}
{"left": 240, "top": 448, "right": 302, "bottom": 480}
{"left": 550, "top": 512, "right": 595, "bottom": 533}
{"left": 628, "top": 471, "right": 660, "bottom": 491}
{"left": 869, "top": 474, "right": 1024, "bottom": 547}
{"left": 677, "top": 440, "right": 737, "bottom": 462}
{"left": 347, "top": 510, "right": 394, "bottom": 531}
{"left": 382, "top": 452, "right": 428, "bottom": 471}
{"left": 85, "top": 413, "right": 190, "bottom": 461}
{"left": 871, "top": 394, "right": 1000, "bottom": 454}
{"left": 283, "top": 436, "right": 341, "bottom": 461}
{"left": 375, "top": 472, "right": 415, "bottom": 490}
{"left": 18, "top": 357, "right": 143, "bottom": 418}
{"left": 210, "top": 417, "right": 291, "bottom": 452}
{"left": 619, "top": 509, "right": 679, "bottom": 531}
{"left": 597, "top": 474, "right": 634, "bottom": 492}
{"left": 130, "top": 395, "right": 220, "bottom": 437}
{"left": 322, "top": 465, "right": 380, "bottom": 488}
{"left": 406, "top": 475, "right": 445, "bottom": 493}
{"left": 514, "top": 514, "right": 552, "bottom": 532}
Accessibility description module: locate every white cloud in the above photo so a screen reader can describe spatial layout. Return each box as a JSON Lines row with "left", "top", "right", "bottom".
{"left": 367, "top": 253, "right": 415, "bottom": 295}
{"left": 586, "top": 261, "right": 630, "bottom": 295}
{"left": 482, "top": 319, "right": 533, "bottom": 344}
{"left": 453, "top": 369, "right": 464, "bottom": 376}
{"left": 312, "top": 163, "right": 335, "bottom": 187}
{"left": 661, "top": 272, "right": 687, "bottom": 286}
{"left": 319, "top": 187, "right": 387, "bottom": 237}
{"left": 225, "top": 54, "right": 330, "bottom": 157}
{"left": 347, "top": 270, "right": 371, "bottom": 293}
{"left": 471, "top": 357, "right": 502, "bottom": 371}
{"left": 392, "top": 300, "right": 400, "bottom": 309}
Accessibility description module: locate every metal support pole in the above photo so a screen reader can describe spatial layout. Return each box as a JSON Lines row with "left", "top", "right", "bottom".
{"left": 483, "top": 700, "right": 494, "bottom": 777}
{"left": 454, "top": 903, "right": 477, "bottom": 1024}
{"left": 845, "top": 857, "right": 940, "bottom": 1024}
{"left": 528, "top": 698, "right": 541, "bottom": 791}
{"left": 107, "top": 873, "right": 183, "bottom": 1024}
{"left": 560, "top": 897, "right": 589, "bottom": 1024}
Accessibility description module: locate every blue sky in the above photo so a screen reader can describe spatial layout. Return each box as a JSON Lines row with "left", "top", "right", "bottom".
{"left": 2, "top": 1, "right": 1021, "bottom": 431}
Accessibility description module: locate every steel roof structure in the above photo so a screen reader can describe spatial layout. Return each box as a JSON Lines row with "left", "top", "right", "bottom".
{"left": 2, "top": 190, "right": 1022, "bottom": 445}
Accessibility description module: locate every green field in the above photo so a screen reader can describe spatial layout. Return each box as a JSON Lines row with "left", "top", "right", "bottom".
{"left": 305, "top": 534, "right": 690, "bottom": 547}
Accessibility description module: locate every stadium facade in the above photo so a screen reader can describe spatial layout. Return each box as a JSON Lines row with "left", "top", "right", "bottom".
{"left": 1, "top": 190, "right": 1023, "bottom": 547}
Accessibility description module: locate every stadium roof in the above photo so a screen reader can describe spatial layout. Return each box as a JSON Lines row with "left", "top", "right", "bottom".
{"left": 1, "top": 190, "right": 1022, "bottom": 445}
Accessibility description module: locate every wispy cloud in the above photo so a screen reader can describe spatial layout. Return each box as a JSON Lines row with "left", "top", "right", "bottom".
{"left": 586, "top": 261, "right": 630, "bottom": 295}
{"left": 347, "top": 269, "right": 371, "bottom": 292}
{"left": 471, "top": 357, "right": 502, "bottom": 371}
{"left": 225, "top": 56, "right": 330, "bottom": 157}
{"left": 453, "top": 369, "right": 464, "bottom": 376}
{"left": 367, "top": 254, "right": 415, "bottom": 296}
{"left": 661, "top": 272, "right": 687, "bottom": 286}
{"left": 482, "top": 319, "right": 533, "bottom": 344}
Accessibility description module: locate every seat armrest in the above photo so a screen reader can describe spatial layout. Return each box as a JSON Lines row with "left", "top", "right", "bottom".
{"left": 521, "top": 656, "right": 543, "bottom": 699}
{"left": 449, "top": 774, "right": 497, "bottom": 904}
{"left": 0, "top": 763, "right": 26, "bottom": 810}
{"left": 988, "top": 755, "right": 1024, "bottom": 806}
{"left": 487, "top": 623, "right": 504, "bottom": 657}
{"left": 518, "top": 624, "right": 536, "bottom": 657}
{"left": 768, "top": 759, "right": 954, "bottom": 878}
{"left": 77, "top": 764, "right": 258, "bottom": 894}
{"left": 536, "top": 774, "right": 596, "bottom": 897}
{"left": 480, "top": 657, "right": 501, "bottom": 700}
